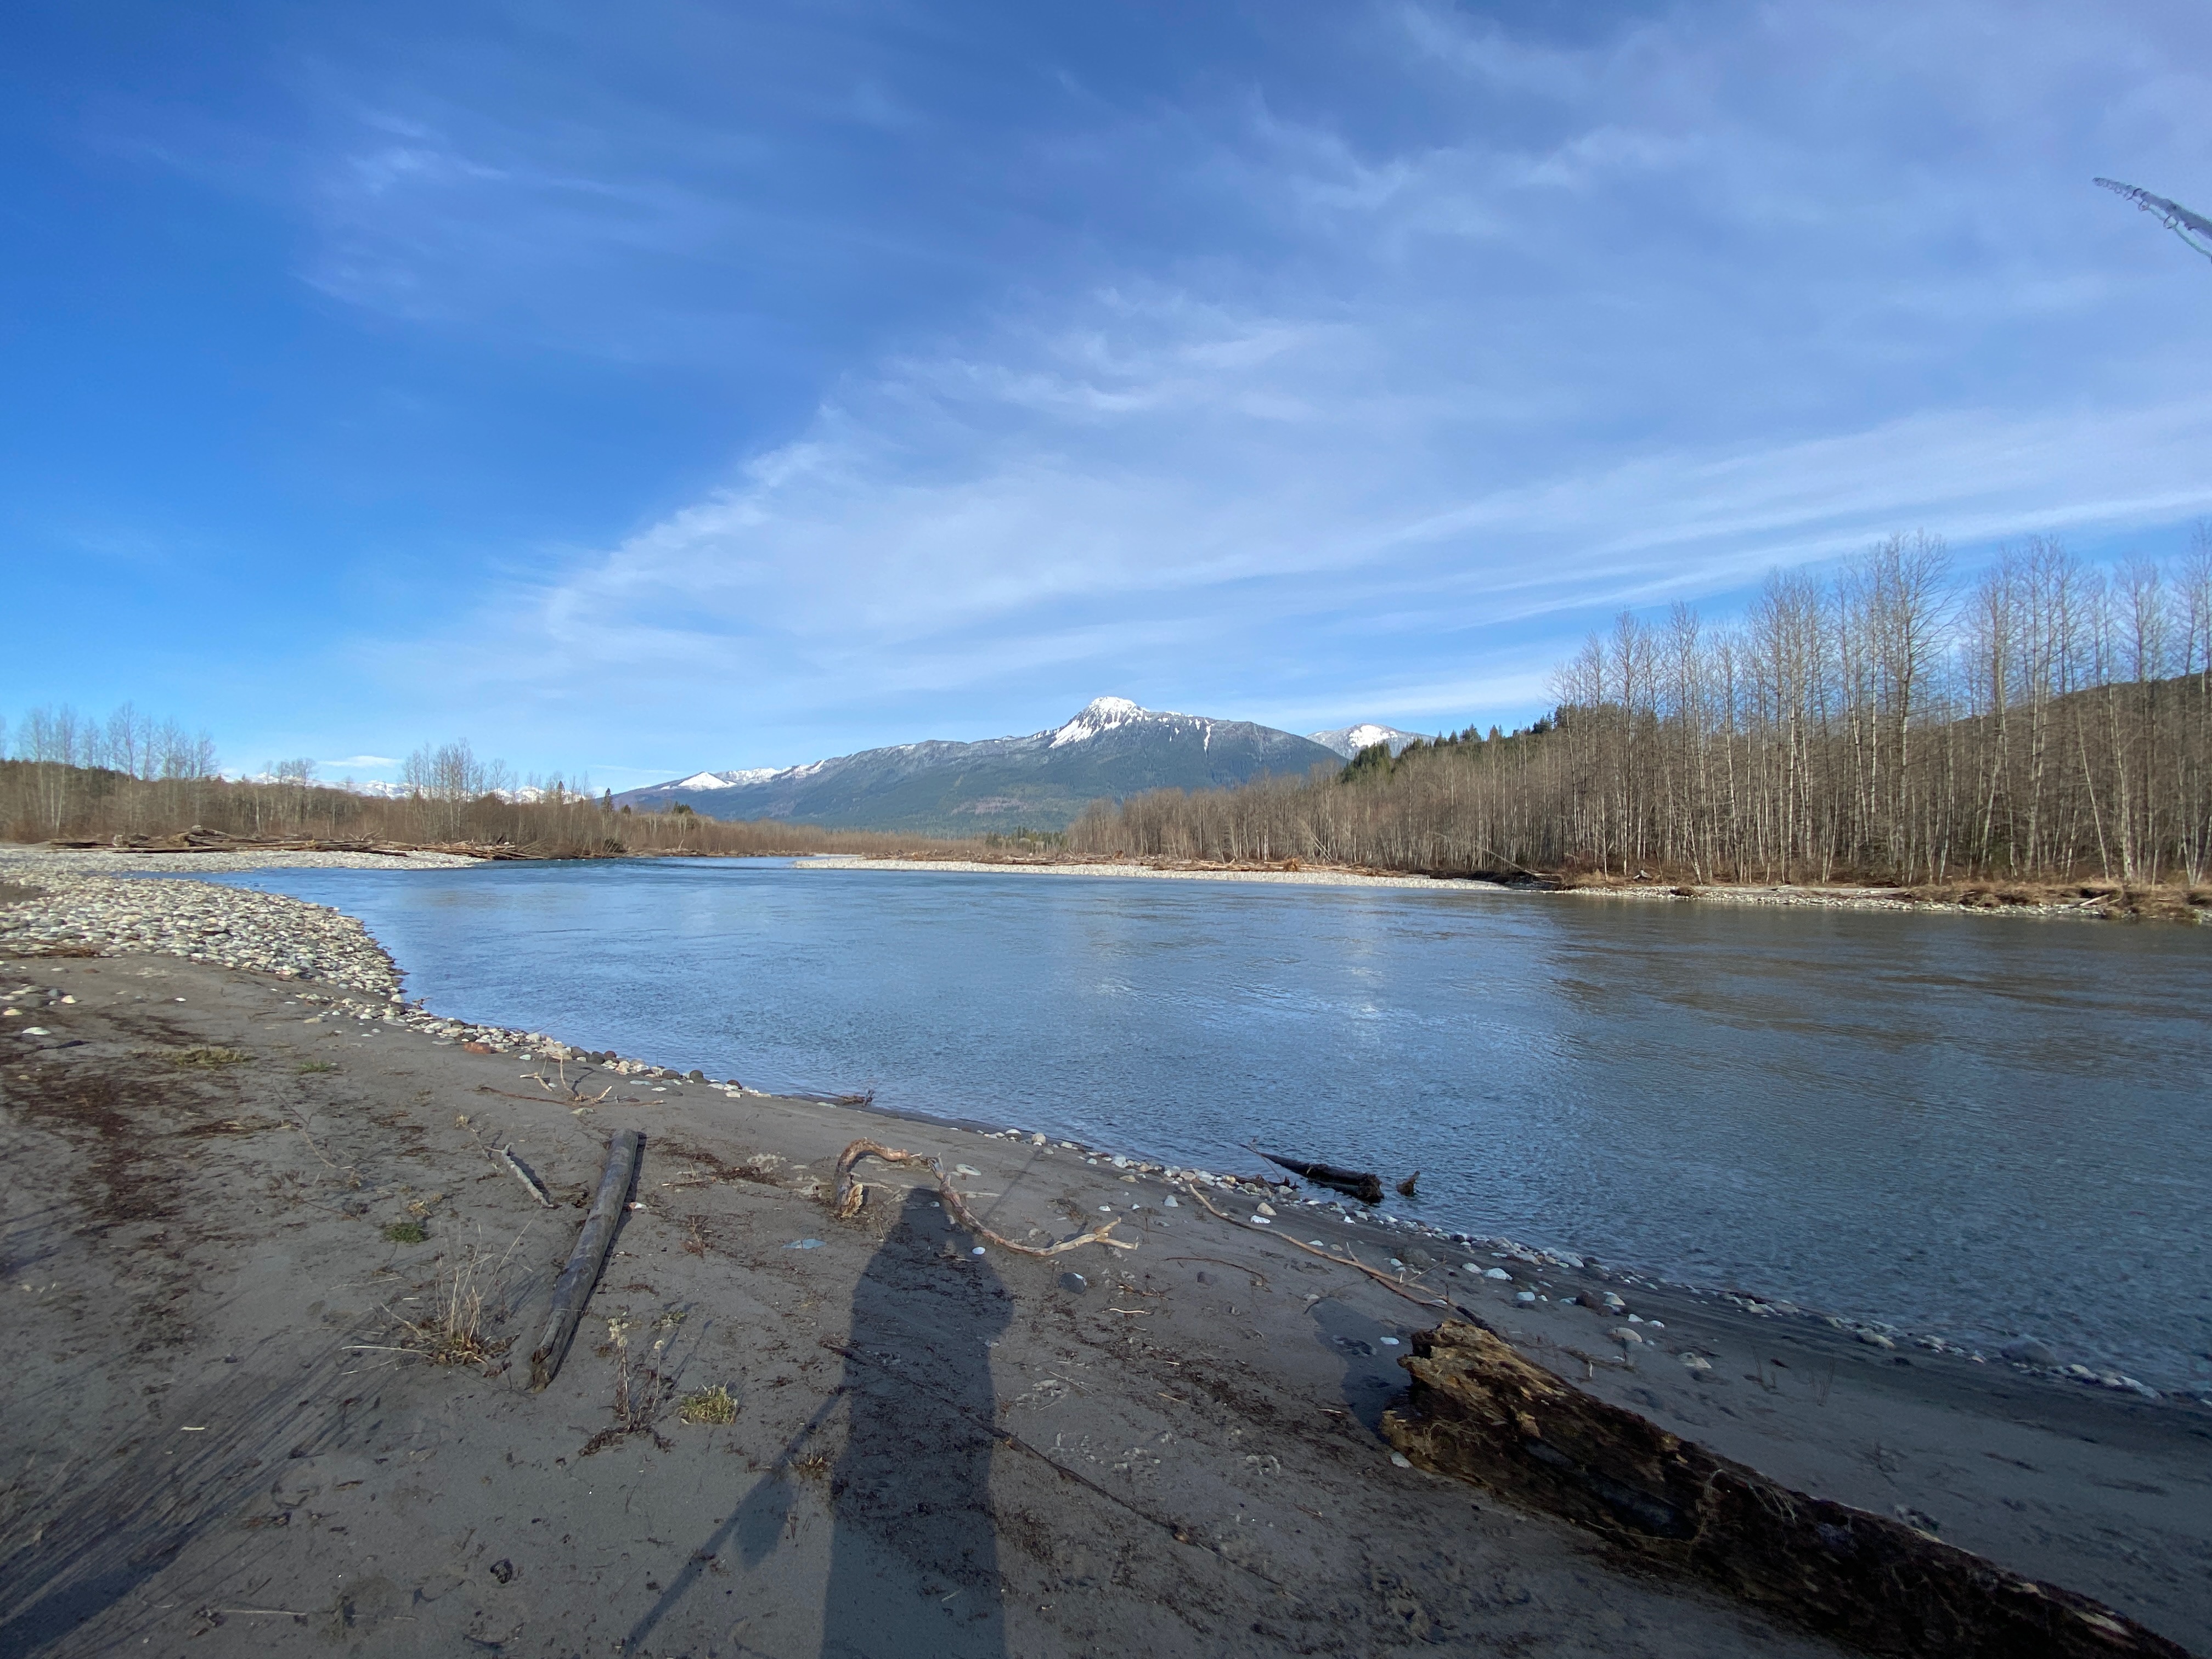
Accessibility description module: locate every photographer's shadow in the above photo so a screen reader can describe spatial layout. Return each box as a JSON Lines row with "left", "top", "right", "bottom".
{"left": 821, "top": 1185, "right": 1012, "bottom": 1659}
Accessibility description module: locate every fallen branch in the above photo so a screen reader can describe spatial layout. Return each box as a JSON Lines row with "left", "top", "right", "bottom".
{"left": 831, "top": 1139, "right": 1137, "bottom": 1256}
{"left": 1181, "top": 1181, "right": 1449, "bottom": 1310}
{"left": 1385, "top": 1320, "right": 2188, "bottom": 1658}
{"left": 530, "top": 1128, "right": 644, "bottom": 1390}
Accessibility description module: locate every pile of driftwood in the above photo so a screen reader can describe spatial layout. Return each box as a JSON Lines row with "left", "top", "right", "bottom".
{"left": 1383, "top": 1319, "right": 2187, "bottom": 1658}
{"left": 46, "top": 827, "right": 534, "bottom": 860}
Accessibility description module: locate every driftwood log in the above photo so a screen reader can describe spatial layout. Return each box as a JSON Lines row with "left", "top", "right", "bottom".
{"left": 1254, "top": 1149, "right": 1385, "bottom": 1204}
{"left": 529, "top": 1128, "right": 644, "bottom": 1390}
{"left": 831, "top": 1139, "right": 1136, "bottom": 1257}
{"left": 1384, "top": 1319, "right": 2189, "bottom": 1659}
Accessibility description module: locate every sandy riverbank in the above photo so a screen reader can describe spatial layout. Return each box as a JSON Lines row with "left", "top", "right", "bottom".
{"left": 795, "top": 855, "right": 1513, "bottom": 893}
{"left": 2, "top": 879, "right": 2207, "bottom": 1655}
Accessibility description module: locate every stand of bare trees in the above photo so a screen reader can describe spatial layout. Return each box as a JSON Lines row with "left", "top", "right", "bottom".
{"left": 0, "top": 718, "right": 966, "bottom": 860}
{"left": 1070, "top": 528, "right": 2212, "bottom": 891}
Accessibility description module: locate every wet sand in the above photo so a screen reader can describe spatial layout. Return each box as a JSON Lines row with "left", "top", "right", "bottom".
{"left": 3, "top": 947, "right": 2207, "bottom": 1657}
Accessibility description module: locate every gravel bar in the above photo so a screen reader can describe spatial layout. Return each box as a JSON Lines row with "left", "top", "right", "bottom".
{"left": 0, "top": 845, "right": 483, "bottom": 877}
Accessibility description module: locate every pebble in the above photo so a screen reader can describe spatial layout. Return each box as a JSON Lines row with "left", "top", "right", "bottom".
{"left": 1484, "top": 1267, "right": 1511, "bottom": 1282}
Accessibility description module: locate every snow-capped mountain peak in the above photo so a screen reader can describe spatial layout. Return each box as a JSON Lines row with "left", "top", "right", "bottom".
{"left": 1051, "top": 695, "right": 1180, "bottom": 747}
{"left": 674, "top": 768, "right": 780, "bottom": 789}
{"left": 1307, "top": 722, "right": 1426, "bottom": 759}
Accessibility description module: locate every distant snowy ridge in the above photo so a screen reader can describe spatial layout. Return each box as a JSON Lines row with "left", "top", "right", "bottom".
{"left": 1306, "top": 723, "right": 1427, "bottom": 759}
{"left": 227, "top": 772, "right": 549, "bottom": 803}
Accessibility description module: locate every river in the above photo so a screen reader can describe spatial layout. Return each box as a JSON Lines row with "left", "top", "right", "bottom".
{"left": 211, "top": 857, "right": 2212, "bottom": 1393}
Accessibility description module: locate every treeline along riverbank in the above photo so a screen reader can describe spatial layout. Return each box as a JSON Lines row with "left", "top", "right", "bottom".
{"left": 0, "top": 759, "right": 970, "bottom": 861}
{"left": 1068, "top": 533, "right": 2212, "bottom": 899}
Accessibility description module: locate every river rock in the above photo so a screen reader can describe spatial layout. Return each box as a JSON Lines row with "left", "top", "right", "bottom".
{"left": 2000, "top": 1338, "right": 2058, "bottom": 1367}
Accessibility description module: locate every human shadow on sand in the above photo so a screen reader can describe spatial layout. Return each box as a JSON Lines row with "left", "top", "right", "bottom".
{"left": 820, "top": 1185, "right": 1012, "bottom": 1658}
{"left": 619, "top": 1185, "right": 1012, "bottom": 1659}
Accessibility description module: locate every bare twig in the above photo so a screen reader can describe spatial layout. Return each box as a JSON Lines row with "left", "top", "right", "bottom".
{"left": 290, "top": 1109, "right": 362, "bottom": 1189}
{"left": 831, "top": 1139, "right": 1137, "bottom": 1256}
{"left": 1180, "top": 1181, "right": 1449, "bottom": 1310}
{"left": 498, "top": 1145, "right": 553, "bottom": 1207}
{"left": 477, "top": 1082, "right": 635, "bottom": 1107}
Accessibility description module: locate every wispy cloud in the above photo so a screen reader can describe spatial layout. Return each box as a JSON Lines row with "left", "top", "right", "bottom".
{"left": 27, "top": 0, "right": 2212, "bottom": 774}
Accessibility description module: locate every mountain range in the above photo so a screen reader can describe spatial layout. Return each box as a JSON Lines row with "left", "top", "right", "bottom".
{"left": 613, "top": 698, "right": 1424, "bottom": 833}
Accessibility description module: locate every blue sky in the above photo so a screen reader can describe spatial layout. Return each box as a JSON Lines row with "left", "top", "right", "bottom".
{"left": 4, "top": 1, "right": 2208, "bottom": 786}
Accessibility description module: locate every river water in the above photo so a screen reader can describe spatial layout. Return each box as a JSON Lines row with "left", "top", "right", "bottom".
{"left": 212, "top": 858, "right": 2212, "bottom": 1392}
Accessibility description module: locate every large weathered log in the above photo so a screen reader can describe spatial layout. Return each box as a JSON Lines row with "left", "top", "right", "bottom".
{"left": 1254, "top": 1149, "right": 1384, "bottom": 1203}
{"left": 529, "top": 1128, "right": 644, "bottom": 1390}
{"left": 1383, "top": 1319, "right": 2189, "bottom": 1658}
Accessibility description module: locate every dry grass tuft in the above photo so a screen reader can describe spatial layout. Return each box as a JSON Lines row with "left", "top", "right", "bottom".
{"left": 678, "top": 1384, "right": 737, "bottom": 1426}
{"left": 174, "top": 1045, "right": 251, "bottom": 1068}
{"left": 377, "top": 1241, "right": 517, "bottom": 1374}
